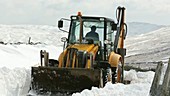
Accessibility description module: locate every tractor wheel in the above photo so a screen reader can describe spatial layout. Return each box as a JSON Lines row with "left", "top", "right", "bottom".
{"left": 102, "top": 68, "right": 112, "bottom": 86}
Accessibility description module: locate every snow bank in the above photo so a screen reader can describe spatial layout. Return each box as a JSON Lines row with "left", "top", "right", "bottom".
{"left": 72, "top": 70, "right": 155, "bottom": 96}
{"left": 0, "top": 44, "right": 63, "bottom": 96}
{"left": 0, "top": 67, "right": 30, "bottom": 96}
{"left": 0, "top": 44, "right": 63, "bottom": 69}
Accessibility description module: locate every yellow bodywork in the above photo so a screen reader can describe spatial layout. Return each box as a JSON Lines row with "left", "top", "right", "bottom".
{"left": 58, "top": 44, "right": 99, "bottom": 68}
{"left": 70, "top": 44, "right": 95, "bottom": 52}
{"left": 108, "top": 52, "right": 121, "bottom": 67}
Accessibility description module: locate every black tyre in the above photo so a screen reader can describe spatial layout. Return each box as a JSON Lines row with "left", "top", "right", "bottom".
{"left": 49, "top": 59, "right": 59, "bottom": 67}
{"left": 102, "top": 68, "right": 112, "bottom": 86}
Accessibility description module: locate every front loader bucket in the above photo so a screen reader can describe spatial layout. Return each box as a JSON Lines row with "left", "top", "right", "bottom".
{"left": 31, "top": 67, "right": 102, "bottom": 94}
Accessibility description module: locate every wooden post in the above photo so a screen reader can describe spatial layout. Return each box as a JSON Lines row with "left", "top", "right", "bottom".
{"left": 40, "top": 50, "right": 49, "bottom": 66}
{"left": 159, "top": 59, "right": 170, "bottom": 96}
{"left": 28, "top": 37, "right": 31, "bottom": 44}
{"left": 150, "top": 61, "right": 163, "bottom": 96}
{"left": 40, "top": 50, "right": 43, "bottom": 66}
{"left": 44, "top": 51, "right": 49, "bottom": 67}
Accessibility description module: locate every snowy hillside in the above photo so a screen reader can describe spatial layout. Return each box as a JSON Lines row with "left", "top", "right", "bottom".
{"left": 125, "top": 26, "right": 170, "bottom": 63}
{"left": 0, "top": 25, "right": 66, "bottom": 46}
{"left": 0, "top": 23, "right": 163, "bottom": 45}
{"left": 0, "top": 23, "right": 169, "bottom": 96}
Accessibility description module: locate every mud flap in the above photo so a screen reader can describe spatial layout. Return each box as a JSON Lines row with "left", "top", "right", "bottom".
{"left": 31, "top": 67, "right": 102, "bottom": 94}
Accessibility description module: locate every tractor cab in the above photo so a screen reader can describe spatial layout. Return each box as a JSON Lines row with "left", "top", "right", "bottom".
{"left": 58, "top": 14, "right": 118, "bottom": 61}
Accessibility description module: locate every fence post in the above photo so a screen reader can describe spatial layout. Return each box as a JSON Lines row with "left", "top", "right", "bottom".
{"left": 28, "top": 37, "right": 31, "bottom": 44}
{"left": 150, "top": 61, "right": 163, "bottom": 96}
{"left": 159, "top": 59, "right": 170, "bottom": 96}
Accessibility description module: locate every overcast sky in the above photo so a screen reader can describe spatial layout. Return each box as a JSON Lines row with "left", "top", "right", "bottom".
{"left": 0, "top": 0, "right": 169, "bottom": 25}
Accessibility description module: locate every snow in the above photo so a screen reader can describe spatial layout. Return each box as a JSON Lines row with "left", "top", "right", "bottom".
{"left": 0, "top": 44, "right": 62, "bottom": 69}
{"left": 73, "top": 70, "right": 155, "bottom": 96}
{"left": 0, "top": 67, "right": 30, "bottom": 96}
{"left": 0, "top": 25, "right": 66, "bottom": 46}
{"left": 0, "top": 24, "right": 169, "bottom": 96}
{"left": 0, "top": 44, "right": 63, "bottom": 96}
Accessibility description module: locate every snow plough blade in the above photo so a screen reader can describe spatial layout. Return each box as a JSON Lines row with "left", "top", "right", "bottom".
{"left": 31, "top": 67, "right": 102, "bottom": 94}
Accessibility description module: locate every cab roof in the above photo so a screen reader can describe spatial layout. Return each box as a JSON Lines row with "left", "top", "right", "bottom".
{"left": 70, "top": 15, "right": 115, "bottom": 23}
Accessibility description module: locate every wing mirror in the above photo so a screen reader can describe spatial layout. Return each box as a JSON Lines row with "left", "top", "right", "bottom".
{"left": 58, "top": 20, "right": 63, "bottom": 28}
{"left": 61, "top": 37, "right": 67, "bottom": 51}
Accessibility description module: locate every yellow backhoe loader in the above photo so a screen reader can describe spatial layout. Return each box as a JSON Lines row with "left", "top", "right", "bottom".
{"left": 30, "top": 6, "right": 127, "bottom": 94}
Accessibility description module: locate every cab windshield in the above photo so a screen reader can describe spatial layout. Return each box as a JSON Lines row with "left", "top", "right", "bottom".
{"left": 69, "top": 18, "right": 104, "bottom": 44}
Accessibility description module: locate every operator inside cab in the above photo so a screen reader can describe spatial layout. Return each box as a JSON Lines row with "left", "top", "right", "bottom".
{"left": 85, "top": 25, "right": 99, "bottom": 41}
